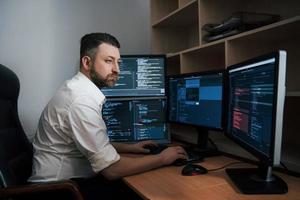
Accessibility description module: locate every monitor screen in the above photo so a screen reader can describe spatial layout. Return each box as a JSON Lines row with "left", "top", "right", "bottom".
{"left": 226, "top": 51, "right": 286, "bottom": 166}
{"left": 101, "top": 55, "right": 166, "bottom": 97}
{"left": 225, "top": 51, "right": 287, "bottom": 194}
{"left": 167, "top": 70, "right": 224, "bottom": 130}
{"left": 102, "top": 97, "right": 170, "bottom": 143}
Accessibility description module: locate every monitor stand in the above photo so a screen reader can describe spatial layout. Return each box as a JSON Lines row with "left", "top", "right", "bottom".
{"left": 226, "top": 165, "right": 288, "bottom": 194}
{"left": 193, "top": 127, "right": 220, "bottom": 157}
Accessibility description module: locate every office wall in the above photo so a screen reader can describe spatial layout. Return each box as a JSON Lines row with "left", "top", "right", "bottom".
{"left": 0, "top": 0, "right": 151, "bottom": 139}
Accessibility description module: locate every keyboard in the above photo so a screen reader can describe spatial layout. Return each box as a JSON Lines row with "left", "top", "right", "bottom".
{"left": 144, "top": 144, "right": 169, "bottom": 154}
{"left": 144, "top": 144, "right": 203, "bottom": 165}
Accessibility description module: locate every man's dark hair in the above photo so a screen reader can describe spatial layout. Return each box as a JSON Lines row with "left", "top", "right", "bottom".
{"left": 80, "top": 32, "right": 120, "bottom": 64}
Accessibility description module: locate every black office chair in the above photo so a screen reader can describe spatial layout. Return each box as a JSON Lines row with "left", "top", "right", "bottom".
{"left": 0, "top": 64, "right": 84, "bottom": 200}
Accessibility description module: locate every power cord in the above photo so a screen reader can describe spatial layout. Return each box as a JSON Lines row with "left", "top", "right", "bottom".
{"left": 208, "top": 137, "right": 219, "bottom": 151}
{"left": 207, "top": 161, "right": 245, "bottom": 172}
{"left": 278, "top": 162, "right": 300, "bottom": 177}
{"left": 280, "top": 161, "right": 289, "bottom": 171}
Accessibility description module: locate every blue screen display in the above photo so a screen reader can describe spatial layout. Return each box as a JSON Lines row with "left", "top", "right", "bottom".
{"left": 168, "top": 72, "right": 223, "bottom": 129}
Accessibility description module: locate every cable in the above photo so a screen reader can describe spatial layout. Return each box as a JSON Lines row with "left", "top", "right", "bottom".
{"left": 208, "top": 137, "right": 219, "bottom": 151}
{"left": 206, "top": 160, "right": 297, "bottom": 177}
{"left": 280, "top": 161, "right": 289, "bottom": 171}
{"left": 0, "top": 171, "right": 7, "bottom": 187}
{"left": 207, "top": 161, "right": 245, "bottom": 172}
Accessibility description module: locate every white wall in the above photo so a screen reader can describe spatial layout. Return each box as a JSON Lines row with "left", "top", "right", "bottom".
{"left": 0, "top": 0, "right": 151, "bottom": 139}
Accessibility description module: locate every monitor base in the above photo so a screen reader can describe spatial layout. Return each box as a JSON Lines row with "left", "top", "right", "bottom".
{"left": 226, "top": 168, "right": 288, "bottom": 194}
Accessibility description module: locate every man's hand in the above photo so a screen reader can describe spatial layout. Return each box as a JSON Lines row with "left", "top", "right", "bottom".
{"left": 131, "top": 140, "right": 158, "bottom": 154}
{"left": 159, "top": 146, "right": 188, "bottom": 165}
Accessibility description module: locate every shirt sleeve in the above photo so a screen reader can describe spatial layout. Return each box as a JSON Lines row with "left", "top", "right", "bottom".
{"left": 66, "top": 96, "right": 120, "bottom": 173}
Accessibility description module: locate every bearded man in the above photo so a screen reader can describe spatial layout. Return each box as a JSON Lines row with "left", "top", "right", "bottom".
{"left": 29, "top": 33, "right": 186, "bottom": 200}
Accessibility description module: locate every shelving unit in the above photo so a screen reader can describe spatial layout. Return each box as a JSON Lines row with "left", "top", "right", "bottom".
{"left": 151, "top": 0, "right": 300, "bottom": 171}
{"left": 151, "top": 0, "right": 199, "bottom": 54}
{"left": 181, "top": 41, "right": 225, "bottom": 73}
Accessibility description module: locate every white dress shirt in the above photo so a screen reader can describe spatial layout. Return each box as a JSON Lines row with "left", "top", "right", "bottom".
{"left": 29, "top": 72, "right": 120, "bottom": 182}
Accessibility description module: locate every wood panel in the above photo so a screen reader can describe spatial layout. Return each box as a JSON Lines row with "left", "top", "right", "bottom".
{"left": 124, "top": 156, "right": 300, "bottom": 200}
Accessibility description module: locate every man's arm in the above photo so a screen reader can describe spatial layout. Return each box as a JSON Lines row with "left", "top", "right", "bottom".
{"left": 101, "top": 146, "right": 186, "bottom": 180}
{"left": 111, "top": 140, "right": 157, "bottom": 154}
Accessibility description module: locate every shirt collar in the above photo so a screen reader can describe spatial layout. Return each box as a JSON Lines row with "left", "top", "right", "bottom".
{"left": 75, "top": 72, "right": 106, "bottom": 105}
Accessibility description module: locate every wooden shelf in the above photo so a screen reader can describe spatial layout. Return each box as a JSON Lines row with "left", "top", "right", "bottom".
{"left": 166, "top": 54, "right": 181, "bottom": 75}
{"left": 179, "top": 0, "right": 194, "bottom": 8}
{"left": 226, "top": 17, "right": 300, "bottom": 92}
{"left": 166, "top": 52, "right": 181, "bottom": 58}
{"left": 150, "top": 0, "right": 178, "bottom": 24}
{"left": 282, "top": 96, "right": 300, "bottom": 172}
{"left": 151, "top": 0, "right": 199, "bottom": 54}
{"left": 286, "top": 92, "right": 300, "bottom": 97}
{"left": 152, "top": 0, "right": 198, "bottom": 27}
{"left": 226, "top": 16, "right": 300, "bottom": 44}
{"left": 181, "top": 42, "right": 225, "bottom": 73}
{"left": 152, "top": 26, "right": 199, "bottom": 54}
{"left": 199, "top": 0, "right": 300, "bottom": 45}
{"left": 151, "top": 0, "right": 300, "bottom": 173}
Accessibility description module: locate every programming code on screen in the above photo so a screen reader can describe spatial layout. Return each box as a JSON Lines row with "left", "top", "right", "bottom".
{"left": 102, "top": 56, "right": 165, "bottom": 97}
{"left": 227, "top": 58, "right": 276, "bottom": 156}
{"left": 102, "top": 98, "right": 169, "bottom": 143}
{"left": 168, "top": 72, "right": 223, "bottom": 129}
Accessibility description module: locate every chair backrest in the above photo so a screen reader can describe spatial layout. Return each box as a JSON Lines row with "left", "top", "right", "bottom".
{"left": 0, "top": 64, "right": 33, "bottom": 187}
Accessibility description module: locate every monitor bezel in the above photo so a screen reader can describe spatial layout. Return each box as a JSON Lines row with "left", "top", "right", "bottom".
{"left": 102, "top": 54, "right": 167, "bottom": 98}
{"left": 103, "top": 96, "right": 171, "bottom": 144}
{"left": 225, "top": 51, "right": 286, "bottom": 166}
{"left": 166, "top": 69, "right": 225, "bottom": 131}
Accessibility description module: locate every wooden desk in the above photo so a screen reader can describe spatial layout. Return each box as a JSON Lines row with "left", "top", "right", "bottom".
{"left": 123, "top": 156, "right": 300, "bottom": 200}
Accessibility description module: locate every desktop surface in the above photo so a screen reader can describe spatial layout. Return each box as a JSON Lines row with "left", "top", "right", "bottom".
{"left": 123, "top": 155, "right": 300, "bottom": 200}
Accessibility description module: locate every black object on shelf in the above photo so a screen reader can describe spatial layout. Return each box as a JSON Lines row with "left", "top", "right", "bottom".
{"left": 202, "top": 12, "right": 281, "bottom": 42}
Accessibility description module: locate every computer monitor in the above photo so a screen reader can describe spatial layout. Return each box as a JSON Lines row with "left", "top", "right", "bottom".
{"left": 225, "top": 51, "right": 288, "bottom": 194}
{"left": 167, "top": 70, "right": 224, "bottom": 150}
{"left": 102, "top": 97, "right": 170, "bottom": 144}
{"left": 101, "top": 55, "right": 166, "bottom": 97}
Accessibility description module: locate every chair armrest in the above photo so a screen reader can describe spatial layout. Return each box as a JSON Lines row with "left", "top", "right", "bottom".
{"left": 0, "top": 180, "right": 84, "bottom": 200}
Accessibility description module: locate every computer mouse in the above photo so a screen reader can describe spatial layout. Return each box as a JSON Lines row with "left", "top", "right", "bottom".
{"left": 181, "top": 164, "right": 208, "bottom": 176}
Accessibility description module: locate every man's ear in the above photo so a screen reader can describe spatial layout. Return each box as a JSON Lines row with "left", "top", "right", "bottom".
{"left": 81, "top": 56, "right": 91, "bottom": 71}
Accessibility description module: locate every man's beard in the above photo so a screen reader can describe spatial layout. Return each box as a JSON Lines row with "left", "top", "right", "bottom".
{"left": 89, "top": 65, "right": 118, "bottom": 89}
